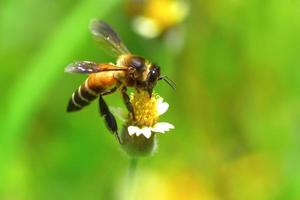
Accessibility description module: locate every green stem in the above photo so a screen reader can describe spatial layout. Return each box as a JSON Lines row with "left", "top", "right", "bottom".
{"left": 126, "top": 158, "right": 139, "bottom": 200}
{"left": 129, "top": 158, "right": 138, "bottom": 178}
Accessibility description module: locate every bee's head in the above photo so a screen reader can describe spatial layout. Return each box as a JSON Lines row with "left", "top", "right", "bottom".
{"left": 126, "top": 56, "right": 160, "bottom": 95}
{"left": 145, "top": 63, "right": 160, "bottom": 96}
{"left": 127, "top": 56, "right": 146, "bottom": 79}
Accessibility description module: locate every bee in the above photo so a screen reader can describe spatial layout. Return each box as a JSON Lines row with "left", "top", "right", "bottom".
{"left": 65, "top": 19, "right": 175, "bottom": 143}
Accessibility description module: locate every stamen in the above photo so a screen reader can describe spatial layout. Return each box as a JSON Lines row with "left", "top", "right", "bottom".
{"left": 128, "top": 91, "right": 159, "bottom": 127}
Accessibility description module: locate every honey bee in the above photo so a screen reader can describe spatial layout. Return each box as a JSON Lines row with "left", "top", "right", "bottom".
{"left": 65, "top": 19, "right": 175, "bottom": 143}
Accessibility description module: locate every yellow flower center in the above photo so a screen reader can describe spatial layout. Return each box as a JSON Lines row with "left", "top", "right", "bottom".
{"left": 128, "top": 91, "right": 159, "bottom": 127}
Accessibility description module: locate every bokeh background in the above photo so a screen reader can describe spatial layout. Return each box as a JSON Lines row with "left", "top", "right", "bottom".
{"left": 1, "top": 0, "right": 300, "bottom": 199}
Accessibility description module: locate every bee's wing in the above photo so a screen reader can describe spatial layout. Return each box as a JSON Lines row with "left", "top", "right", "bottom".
{"left": 65, "top": 61, "right": 127, "bottom": 74}
{"left": 65, "top": 61, "right": 99, "bottom": 74}
{"left": 89, "top": 19, "right": 130, "bottom": 57}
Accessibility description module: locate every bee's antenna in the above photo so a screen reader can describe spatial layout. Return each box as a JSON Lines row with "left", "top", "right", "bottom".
{"left": 158, "top": 76, "right": 176, "bottom": 90}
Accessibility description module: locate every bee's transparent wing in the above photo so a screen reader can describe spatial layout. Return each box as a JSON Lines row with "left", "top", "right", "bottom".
{"left": 65, "top": 61, "right": 99, "bottom": 74}
{"left": 89, "top": 19, "right": 130, "bottom": 56}
{"left": 65, "top": 61, "right": 127, "bottom": 74}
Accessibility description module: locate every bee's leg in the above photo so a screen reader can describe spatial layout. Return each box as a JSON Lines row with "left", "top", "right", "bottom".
{"left": 121, "top": 86, "right": 135, "bottom": 120}
{"left": 98, "top": 95, "right": 122, "bottom": 144}
{"left": 101, "top": 86, "right": 117, "bottom": 96}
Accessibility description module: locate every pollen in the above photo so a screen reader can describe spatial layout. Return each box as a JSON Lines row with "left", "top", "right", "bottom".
{"left": 128, "top": 91, "right": 159, "bottom": 127}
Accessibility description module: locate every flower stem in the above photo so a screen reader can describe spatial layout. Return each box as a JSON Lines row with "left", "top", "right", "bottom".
{"left": 129, "top": 158, "right": 138, "bottom": 178}
{"left": 126, "top": 158, "right": 139, "bottom": 200}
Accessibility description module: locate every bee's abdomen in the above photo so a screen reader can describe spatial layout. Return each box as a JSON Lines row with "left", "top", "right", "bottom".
{"left": 67, "top": 79, "right": 102, "bottom": 112}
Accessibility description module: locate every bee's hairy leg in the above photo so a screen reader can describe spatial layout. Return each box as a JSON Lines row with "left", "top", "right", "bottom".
{"left": 101, "top": 86, "right": 117, "bottom": 96}
{"left": 121, "top": 86, "right": 135, "bottom": 120}
{"left": 98, "top": 95, "right": 122, "bottom": 144}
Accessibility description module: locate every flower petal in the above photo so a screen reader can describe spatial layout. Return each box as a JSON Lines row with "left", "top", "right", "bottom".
{"left": 157, "top": 98, "right": 169, "bottom": 115}
{"left": 151, "top": 122, "right": 175, "bottom": 133}
{"left": 141, "top": 127, "right": 152, "bottom": 138}
{"left": 132, "top": 16, "right": 161, "bottom": 39}
{"left": 128, "top": 126, "right": 142, "bottom": 136}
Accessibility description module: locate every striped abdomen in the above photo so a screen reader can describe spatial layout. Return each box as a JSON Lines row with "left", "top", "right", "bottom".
{"left": 67, "top": 79, "right": 103, "bottom": 112}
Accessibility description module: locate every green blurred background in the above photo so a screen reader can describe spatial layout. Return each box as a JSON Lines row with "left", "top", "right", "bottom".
{"left": 1, "top": 0, "right": 300, "bottom": 199}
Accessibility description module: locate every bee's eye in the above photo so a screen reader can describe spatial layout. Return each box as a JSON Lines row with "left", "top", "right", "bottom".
{"left": 147, "top": 65, "right": 160, "bottom": 83}
{"left": 130, "top": 57, "right": 144, "bottom": 70}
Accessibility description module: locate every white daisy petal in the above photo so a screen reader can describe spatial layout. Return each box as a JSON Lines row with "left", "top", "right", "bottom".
{"left": 156, "top": 97, "right": 163, "bottom": 104}
{"left": 151, "top": 122, "right": 175, "bottom": 133}
{"left": 128, "top": 126, "right": 142, "bottom": 136}
{"left": 135, "top": 128, "right": 143, "bottom": 136}
{"left": 132, "top": 16, "right": 161, "bottom": 39}
{"left": 141, "top": 127, "right": 152, "bottom": 138}
{"left": 157, "top": 98, "right": 169, "bottom": 115}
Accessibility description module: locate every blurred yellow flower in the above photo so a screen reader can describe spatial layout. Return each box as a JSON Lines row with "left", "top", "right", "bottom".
{"left": 119, "top": 168, "right": 215, "bottom": 200}
{"left": 130, "top": 0, "right": 189, "bottom": 38}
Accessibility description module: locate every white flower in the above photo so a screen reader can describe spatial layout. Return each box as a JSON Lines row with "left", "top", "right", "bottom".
{"left": 128, "top": 122, "right": 174, "bottom": 139}
{"left": 156, "top": 97, "right": 169, "bottom": 115}
{"left": 127, "top": 97, "right": 174, "bottom": 139}
{"left": 111, "top": 93, "right": 175, "bottom": 139}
